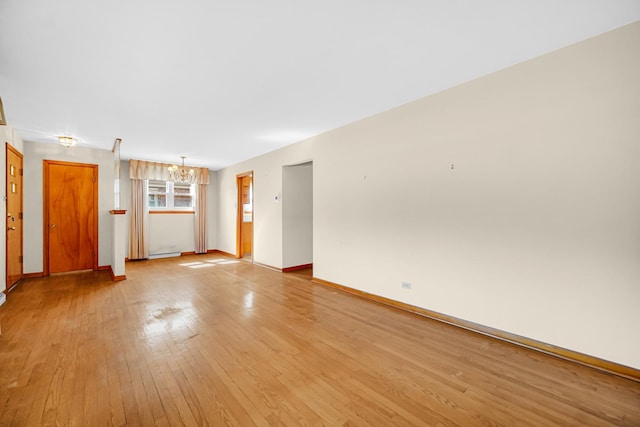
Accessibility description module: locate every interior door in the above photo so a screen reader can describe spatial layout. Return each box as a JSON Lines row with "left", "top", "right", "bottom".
{"left": 236, "top": 172, "right": 253, "bottom": 259}
{"left": 6, "top": 143, "right": 23, "bottom": 290}
{"left": 44, "top": 160, "right": 98, "bottom": 274}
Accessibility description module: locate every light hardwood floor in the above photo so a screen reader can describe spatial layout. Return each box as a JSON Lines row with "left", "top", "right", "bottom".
{"left": 1, "top": 254, "right": 639, "bottom": 426}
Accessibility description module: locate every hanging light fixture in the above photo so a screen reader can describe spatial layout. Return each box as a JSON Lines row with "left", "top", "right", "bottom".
{"left": 58, "top": 135, "right": 77, "bottom": 147}
{"left": 168, "top": 156, "right": 196, "bottom": 184}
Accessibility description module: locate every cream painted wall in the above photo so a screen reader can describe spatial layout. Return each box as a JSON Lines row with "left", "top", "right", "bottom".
{"left": 207, "top": 170, "right": 218, "bottom": 252}
{"left": 1, "top": 126, "right": 24, "bottom": 291}
{"left": 283, "top": 162, "right": 313, "bottom": 268}
{"left": 216, "top": 22, "right": 640, "bottom": 369}
{"left": 217, "top": 140, "right": 314, "bottom": 266}
{"left": 23, "top": 140, "right": 114, "bottom": 273}
{"left": 148, "top": 214, "right": 195, "bottom": 255}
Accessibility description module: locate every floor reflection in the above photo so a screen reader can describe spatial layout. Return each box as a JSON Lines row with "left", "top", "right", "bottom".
{"left": 244, "top": 291, "right": 254, "bottom": 309}
{"left": 178, "top": 258, "right": 240, "bottom": 269}
{"left": 144, "top": 300, "right": 196, "bottom": 339}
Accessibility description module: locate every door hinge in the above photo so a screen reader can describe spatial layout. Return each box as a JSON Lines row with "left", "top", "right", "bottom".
{"left": 19, "top": 212, "right": 23, "bottom": 220}
{"left": 19, "top": 255, "right": 23, "bottom": 263}
{"left": 92, "top": 176, "right": 96, "bottom": 183}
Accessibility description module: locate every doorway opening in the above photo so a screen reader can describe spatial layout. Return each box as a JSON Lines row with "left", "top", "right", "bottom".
{"left": 236, "top": 172, "right": 253, "bottom": 261}
{"left": 282, "top": 161, "right": 313, "bottom": 275}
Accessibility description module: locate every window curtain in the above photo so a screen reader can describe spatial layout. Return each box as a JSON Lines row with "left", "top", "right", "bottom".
{"left": 129, "top": 178, "right": 149, "bottom": 259}
{"left": 194, "top": 168, "right": 209, "bottom": 254}
{"left": 129, "top": 159, "right": 210, "bottom": 258}
{"left": 194, "top": 183, "right": 208, "bottom": 254}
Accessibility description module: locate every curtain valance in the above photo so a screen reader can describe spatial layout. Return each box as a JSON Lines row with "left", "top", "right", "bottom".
{"left": 129, "top": 159, "right": 210, "bottom": 185}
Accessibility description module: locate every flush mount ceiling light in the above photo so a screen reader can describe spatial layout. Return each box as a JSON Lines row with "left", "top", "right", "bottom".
{"left": 168, "top": 156, "right": 196, "bottom": 184}
{"left": 58, "top": 135, "right": 77, "bottom": 147}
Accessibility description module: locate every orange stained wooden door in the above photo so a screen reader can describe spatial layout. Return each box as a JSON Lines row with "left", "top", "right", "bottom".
{"left": 44, "top": 160, "right": 98, "bottom": 274}
{"left": 236, "top": 172, "right": 253, "bottom": 259}
{"left": 6, "top": 143, "right": 23, "bottom": 290}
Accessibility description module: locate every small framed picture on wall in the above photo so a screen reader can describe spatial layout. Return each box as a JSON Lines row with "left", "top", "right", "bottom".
{"left": 0, "top": 97, "right": 6, "bottom": 125}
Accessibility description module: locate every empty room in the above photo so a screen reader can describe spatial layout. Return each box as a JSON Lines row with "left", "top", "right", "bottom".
{"left": 1, "top": 1, "right": 639, "bottom": 425}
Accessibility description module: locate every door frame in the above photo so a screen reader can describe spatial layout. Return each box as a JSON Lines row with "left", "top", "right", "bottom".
{"left": 236, "top": 171, "right": 253, "bottom": 260}
{"left": 5, "top": 143, "right": 23, "bottom": 291}
{"left": 43, "top": 160, "right": 99, "bottom": 276}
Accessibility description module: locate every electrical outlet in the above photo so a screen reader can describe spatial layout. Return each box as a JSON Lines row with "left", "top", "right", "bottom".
{"left": 401, "top": 281, "right": 412, "bottom": 290}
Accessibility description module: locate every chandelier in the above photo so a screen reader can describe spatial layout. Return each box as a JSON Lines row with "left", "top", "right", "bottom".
{"left": 168, "top": 156, "right": 196, "bottom": 184}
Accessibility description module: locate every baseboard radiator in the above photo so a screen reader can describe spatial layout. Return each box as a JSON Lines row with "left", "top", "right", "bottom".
{"left": 149, "top": 244, "right": 182, "bottom": 259}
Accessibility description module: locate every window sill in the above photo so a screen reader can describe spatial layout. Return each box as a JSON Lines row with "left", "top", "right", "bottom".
{"left": 149, "top": 210, "right": 195, "bottom": 215}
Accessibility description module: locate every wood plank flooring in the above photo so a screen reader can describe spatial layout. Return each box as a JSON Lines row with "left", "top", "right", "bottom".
{"left": 1, "top": 254, "right": 639, "bottom": 426}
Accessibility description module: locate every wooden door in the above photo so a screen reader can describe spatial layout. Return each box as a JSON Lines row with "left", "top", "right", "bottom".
{"left": 44, "top": 161, "right": 98, "bottom": 275}
{"left": 6, "top": 143, "right": 23, "bottom": 290}
{"left": 236, "top": 172, "right": 253, "bottom": 259}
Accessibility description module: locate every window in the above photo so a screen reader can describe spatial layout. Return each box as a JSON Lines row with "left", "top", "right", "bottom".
{"left": 148, "top": 180, "right": 167, "bottom": 208}
{"left": 148, "top": 180, "right": 195, "bottom": 210}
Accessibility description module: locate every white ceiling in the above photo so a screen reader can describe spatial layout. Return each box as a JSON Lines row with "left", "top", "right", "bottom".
{"left": 1, "top": 1, "right": 639, "bottom": 170}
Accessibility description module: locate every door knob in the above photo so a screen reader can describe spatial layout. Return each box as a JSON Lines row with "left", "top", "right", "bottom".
{"left": 8, "top": 226, "right": 16, "bottom": 231}
{"left": 51, "top": 224, "right": 57, "bottom": 228}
